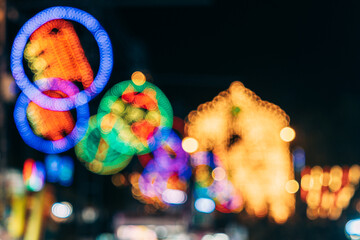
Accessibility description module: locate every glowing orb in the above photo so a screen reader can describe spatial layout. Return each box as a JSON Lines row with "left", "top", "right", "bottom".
{"left": 97, "top": 80, "right": 173, "bottom": 155}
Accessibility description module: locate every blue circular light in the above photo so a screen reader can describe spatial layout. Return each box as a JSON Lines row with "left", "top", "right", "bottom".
{"left": 14, "top": 78, "right": 89, "bottom": 154}
{"left": 10, "top": 6, "right": 113, "bottom": 111}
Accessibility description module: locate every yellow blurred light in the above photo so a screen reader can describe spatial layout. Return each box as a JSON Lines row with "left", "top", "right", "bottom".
{"left": 131, "top": 71, "right": 146, "bottom": 86}
{"left": 212, "top": 167, "right": 226, "bottom": 181}
{"left": 329, "top": 178, "right": 342, "bottom": 192}
{"left": 280, "top": 127, "right": 295, "bottom": 142}
{"left": 185, "top": 81, "right": 295, "bottom": 223}
{"left": 320, "top": 191, "right": 334, "bottom": 210}
{"left": 306, "top": 207, "right": 318, "bottom": 220}
{"left": 306, "top": 190, "right": 321, "bottom": 208}
{"left": 285, "top": 180, "right": 299, "bottom": 194}
{"left": 318, "top": 207, "right": 328, "bottom": 219}
{"left": 320, "top": 172, "right": 331, "bottom": 187}
{"left": 311, "top": 166, "right": 323, "bottom": 176}
{"left": 330, "top": 165, "right": 343, "bottom": 177}
{"left": 301, "top": 174, "right": 313, "bottom": 191}
{"left": 328, "top": 207, "right": 342, "bottom": 220}
{"left": 349, "top": 165, "right": 360, "bottom": 184}
{"left": 182, "top": 137, "right": 199, "bottom": 153}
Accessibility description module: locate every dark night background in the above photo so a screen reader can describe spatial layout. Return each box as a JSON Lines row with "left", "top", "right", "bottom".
{"left": 3, "top": 0, "right": 360, "bottom": 239}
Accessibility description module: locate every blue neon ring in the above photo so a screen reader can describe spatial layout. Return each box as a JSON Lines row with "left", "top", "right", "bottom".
{"left": 13, "top": 79, "right": 90, "bottom": 154}
{"left": 10, "top": 6, "right": 113, "bottom": 111}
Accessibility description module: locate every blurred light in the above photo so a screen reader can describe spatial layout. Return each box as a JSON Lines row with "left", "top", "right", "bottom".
{"left": 202, "top": 234, "right": 214, "bottom": 240}
{"left": 301, "top": 165, "right": 360, "bottom": 220}
{"left": 131, "top": 71, "right": 146, "bottom": 86}
{"left": 25, "top": 19, "right": 94, "bottom": 89}
{"left": 112, "top": 173, "right": 127, "bottom": 187}
{"left": 11, "top": 6, "right": 113, "bottom": 111}
{"left": 212, "top": 167, "right": 226, "bottom": 181}
{"left": 97, "top": 80, "right": 173, "bottom": 155}
{"left": 82, "top": 206, "right": 98, "bottom": 224}
{"left": 292, "top": 147, "right": 305, "bottom": 172}
{"left": 186, "top": 81, "right": 295, "bottom": 222}
{"left": 280, "top": 127, "right": 295, "bottom": 142}
{"left": 195, "top": 198, "right": 215, "bottom": 213}
{"left": 182, "top": 137, "right": 198, "bottom": 153}
{"left": 14, "top": 78, "right": 89, "bottom": 154}
{"left": 51, "top": 202, "right": 72, "bottom": 219}
{"left": 213, "top": 233, "right": 230, "bottom": 240}
{"left": 23, "top": 159, "right": 45, "bottom": 192}
{"left": 45, "top": 155, "right": 74, "bottom": 186}
{"left": 301, "top": 174, "right": 313, "bottom": 191}
{"left": 345, "top": 219, "right": 360, "bottom": 239}
{"left": 285, "top": 180, "right": 299, "bottom": 194}
{"left": 116, "top": 225, "right": 157, "bottom": 240}
{"left": 96, "top": 233, "right": 115, "bottom": 240}
{"left": 162, "top": 189, "right": 187, "bottom": 205}
{"left": 1, "top": 73, "right": 16, "bottom": 102}
{"left": 155, "top": 226, "right": 168, "bottom": 239}
{"left": 356, "top": 200, "right": 360, "bottom": 213}
{"left": 27, "top": 89, "right": 76, "bottom": 139}
{"left": 75, "top": 115, "right": 133, "bottom": 175}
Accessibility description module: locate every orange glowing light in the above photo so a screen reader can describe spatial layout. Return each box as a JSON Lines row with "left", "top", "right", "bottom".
{"left": 280, "top": 127, "right": 295, "bottom": 142}
{"left": 24, "top": 19, "right": 93, "bottom": 89}
{"left": 131, "top": 71, "right": 146, "bottom": 86}
{"left": 181, "top": 137, "right": 198, "bottom": 153}
{"left": 27, "top": 90, "right": 75, "bottom": 141}
{"left": 185, "top": 81, "right": 295, "bottom": 223}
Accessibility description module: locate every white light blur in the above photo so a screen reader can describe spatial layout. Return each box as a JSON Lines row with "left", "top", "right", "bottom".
{"left": 162, "top": 189, "right": 187, "bottom": 205}
{"left": 155, "top": 226, "right": 168, "bottom": 239}
{"left": 195, "top": 198, "right": 215, "bottom": 214}
{"left": 202, "top": 234, "right": 214, "bottom": 240}
{"left": 51, "top": 202, "right": 72, "bottom": 219}
{"left": 346, "top": 219, "right": 360, "bottom": 238}
{"left": 117, "top": 225, "right": 157, "bottom": 240}
{"left": 213, "top": 233, "right": 230, "bottom": 240}
{"left": 82, "top": 206, "right": 98, "bottom": 223}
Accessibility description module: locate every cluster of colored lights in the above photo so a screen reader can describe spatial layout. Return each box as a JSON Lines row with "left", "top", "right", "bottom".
{"left": 192, "top": 152, "right": 243, "bottom": 214}
{"left": 23, "top": 159, "right": 45, "bottom": 192}
{"left": 97, "top": 79, "right": 173, "bottom": 155}
{"left": 185, "top": 81, "right": 295, "bottom": 223}
{"left": 130, "top": 118, "right": 190, "bottom": 208}
{"left": 76, "top": 73, "right": 174, "bottom": 175}
{"left": 300, "top": 165, "right": 360, "bottom": 220}
{"left": 11, "top": 6, "right": 113, "bottom": 154}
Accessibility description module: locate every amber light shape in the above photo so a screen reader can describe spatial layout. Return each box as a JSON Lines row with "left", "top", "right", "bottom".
{"left": 27, "top": 90, "right": 75, "bottom": 141}
{"left": 185, "top": 81, "right": 295, "bottom": 224}
{"left": 24, "top": 19, "right": 93, "bottom": 89}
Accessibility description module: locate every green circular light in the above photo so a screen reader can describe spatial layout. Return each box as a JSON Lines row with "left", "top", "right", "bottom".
{"left": 75, "top": 115, "right": 132, "bottom": 175}
{"left": 97, "top": 80, "right": 173, "bottom": 155}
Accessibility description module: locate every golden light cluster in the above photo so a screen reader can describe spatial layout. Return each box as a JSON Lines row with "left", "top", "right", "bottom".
{"left": 185, "top": 81, "right": 295, "bottom": 223}
{"left": 301, "top": 165, "right": 360, "bottom": 220}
